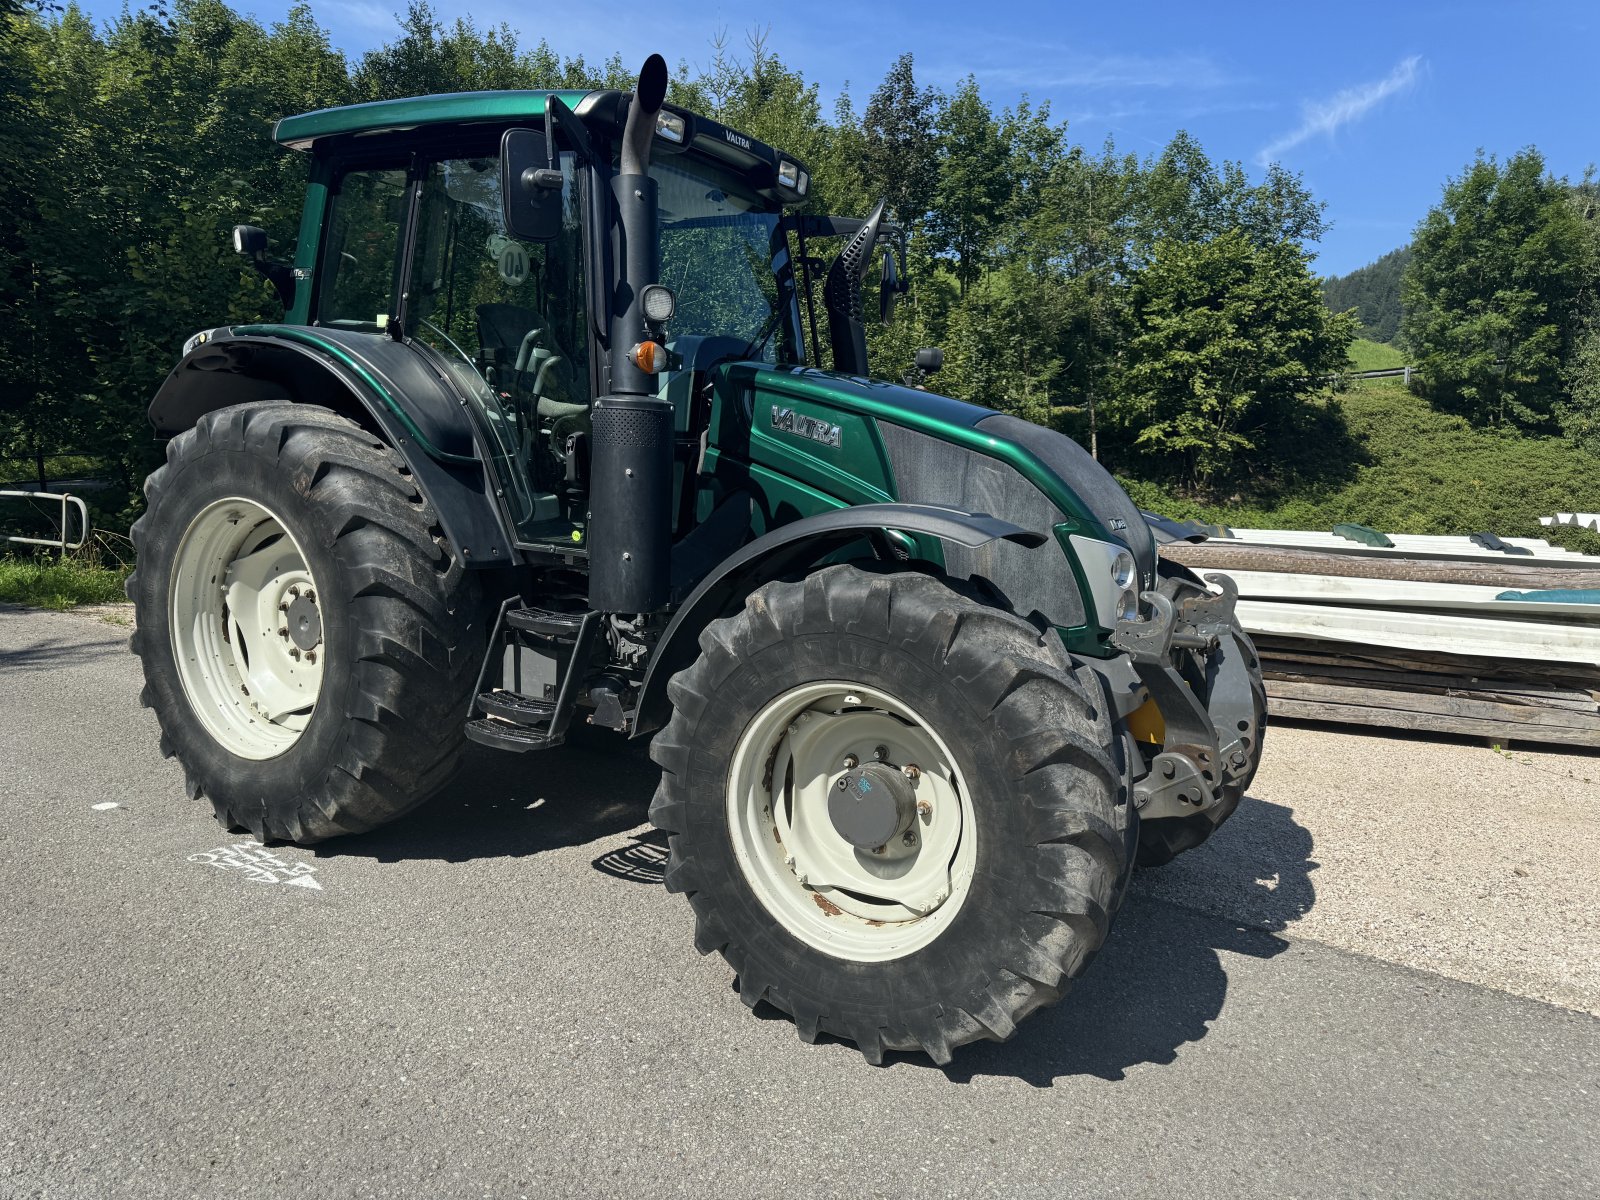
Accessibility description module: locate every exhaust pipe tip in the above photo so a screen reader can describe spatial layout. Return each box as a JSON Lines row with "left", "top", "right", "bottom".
{"left": 620, "top": 53, "right": 670, "bottom": 178}
{"left": 637, "top": 53, "right": 668, "bottom": 114}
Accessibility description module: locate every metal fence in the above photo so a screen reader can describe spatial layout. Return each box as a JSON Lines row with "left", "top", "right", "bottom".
{"left": 2, "top": 490, "right": 89, "bottom": 556}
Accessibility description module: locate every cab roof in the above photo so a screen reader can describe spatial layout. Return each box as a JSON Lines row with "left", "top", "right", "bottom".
{"left": 273, "top": 89, "right": 809, "bottom": 202}
{"left": 273, "top": 90, "right": 594, "bottom": 150}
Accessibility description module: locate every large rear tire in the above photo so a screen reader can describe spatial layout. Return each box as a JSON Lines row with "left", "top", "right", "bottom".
{"left": 128, "top": 401, "right": 487, "bottom": 843}
{"left": 649, "top": 565, "right": 1133, "bottom": 1064}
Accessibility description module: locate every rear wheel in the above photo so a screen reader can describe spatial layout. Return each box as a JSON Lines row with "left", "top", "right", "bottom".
{"left": 128, "top": 401, "right": 487, "bottom": 843}
{"left": 649, "top": 565, "right": 1133, "bottom": 1064}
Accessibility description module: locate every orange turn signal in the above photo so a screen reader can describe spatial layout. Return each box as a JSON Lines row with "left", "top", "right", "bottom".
{"left": 629, "top": 340, "right": 664, "bottom": 374}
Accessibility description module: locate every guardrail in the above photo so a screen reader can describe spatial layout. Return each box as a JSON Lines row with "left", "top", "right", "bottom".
{"left": 2, "top": 490, "right": 89, "bottom": 556}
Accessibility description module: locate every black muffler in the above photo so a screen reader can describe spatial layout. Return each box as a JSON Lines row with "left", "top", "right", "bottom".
{"left": 588, "top": 54, "right": 673, "bottom": 615}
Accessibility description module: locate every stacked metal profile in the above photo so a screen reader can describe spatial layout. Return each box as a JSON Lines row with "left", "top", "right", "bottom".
{"left": 1157, "top": 524, "right": 1600, "bottom": 747}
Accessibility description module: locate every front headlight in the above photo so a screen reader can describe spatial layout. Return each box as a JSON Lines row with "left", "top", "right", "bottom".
{"left": 1111, "top": 550, "right": 1136, "bottom": 590}
{"left": 1069, "top": 534, "right": 1143, "bottom": 630}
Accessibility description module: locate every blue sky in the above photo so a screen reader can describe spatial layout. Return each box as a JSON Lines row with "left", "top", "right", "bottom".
{"left": 79, "top": 0, "right": 1599, "bottom": 275}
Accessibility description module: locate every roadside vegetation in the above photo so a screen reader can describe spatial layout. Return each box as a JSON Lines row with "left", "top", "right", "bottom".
{"left": 0, "top": 552, "right": 130, "bottom": 610}
{"left": 1122, "top": 341, "right": 1600, "bottom": 553}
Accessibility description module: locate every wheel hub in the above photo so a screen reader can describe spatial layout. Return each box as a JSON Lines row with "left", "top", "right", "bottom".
{"left": 284, "top": 590, "right": 322, "bottom": 651}
{"left": 726, "top": 681, "right": 978, "bottom": 963}
{"left": 829, "top": 761, "right": 917, "bottom": 850}
{"left": 169, "top": 497, "right": 324, "bottom": 760}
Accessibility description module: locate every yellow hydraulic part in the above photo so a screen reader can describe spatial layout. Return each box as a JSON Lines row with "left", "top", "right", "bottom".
{"left": 1126, "top": 695, "right": 1166, "bottom": 745}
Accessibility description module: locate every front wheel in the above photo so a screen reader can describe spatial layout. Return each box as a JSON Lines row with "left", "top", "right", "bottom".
{"left": 649, "top": 565, "right": 1133, "bottom": 1064}
{"left": 128, "top": 401, "right": 487, "bottom": 843}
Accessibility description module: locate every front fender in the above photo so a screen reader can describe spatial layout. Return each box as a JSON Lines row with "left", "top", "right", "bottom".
{"left": 631, "top": 503, "right": 1046, "bottom": 737}
{"left": 148, "top": 326, "right": 515, "bottom": 566}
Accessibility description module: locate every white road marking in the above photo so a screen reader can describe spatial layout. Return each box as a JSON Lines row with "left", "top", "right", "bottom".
{"left": 91, "top": 802, "right": 119, "bottom": 811}
{"left": 188, "top": 841, "right": 322, "bottom": 890}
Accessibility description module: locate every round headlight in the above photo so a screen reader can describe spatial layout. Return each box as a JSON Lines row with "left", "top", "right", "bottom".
{"left": 641, "top": 283, "right": 677, "bottom": 324}
{"left": 1111, "top": 550, "right": 1136, "bottom": 590}
{"left": 1118, "top": 586, "right": 1140, "bottom": 623}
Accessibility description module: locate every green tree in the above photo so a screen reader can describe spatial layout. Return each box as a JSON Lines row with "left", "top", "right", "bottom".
{"left": 1559, "top": 175, "right": 1600, "bottom": 449}
{"left": 1112, "top": 231, "right": 1357, "bottom": 484}
{"left": 860, "top": 53, "right": 939, "bottom": 230}
{"left": 930, "top": 76, "right": 1009, "bottom": 295}
{"left": 1402, "top": 149, "right": 1587, "bottom": 430}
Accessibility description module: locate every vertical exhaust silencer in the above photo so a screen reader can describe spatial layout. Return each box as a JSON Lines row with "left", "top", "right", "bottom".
{"left": 590, "top": 53, "right": 673, "bottom": 615}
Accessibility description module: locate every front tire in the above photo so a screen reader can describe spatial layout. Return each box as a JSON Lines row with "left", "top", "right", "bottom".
{"left": 649, "top": 565, "right": 1132, "bottom": 1064}
{"left": 128, "top": 401, "right": 487, "bottom": 843}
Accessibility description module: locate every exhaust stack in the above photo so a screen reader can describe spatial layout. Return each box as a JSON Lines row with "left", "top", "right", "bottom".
{"left": 589, "top": 54, "right": 673, "bottom": 615}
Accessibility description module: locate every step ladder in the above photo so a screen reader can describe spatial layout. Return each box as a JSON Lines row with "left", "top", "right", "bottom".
{"left": 465, "top": 600, "right": 600, "bottom": 753}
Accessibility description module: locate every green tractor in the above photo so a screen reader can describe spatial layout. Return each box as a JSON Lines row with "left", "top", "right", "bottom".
{"left": 129, "top": 56, "right": 1264, "bottom": 1063}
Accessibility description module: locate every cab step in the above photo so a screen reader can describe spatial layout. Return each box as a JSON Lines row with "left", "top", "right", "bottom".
{"left": 476, "top": 690, "right": 556, "bottom": 727}
{"left": 504, "top": 606, "right": 587, "bottom": 639}
{"left": 465, "top": 718, "right": 564, "bottom": 753}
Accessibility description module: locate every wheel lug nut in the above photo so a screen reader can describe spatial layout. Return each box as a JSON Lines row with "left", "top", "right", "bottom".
{"left": 304, "top": 589, "right": 315, "bottom": 603}
{"left": 841, "top": 754, "right": 858, "bottom": 769}
{"left": 901, "top": 831, "right": 916, "bottom": 847}
{"left": 916, "top": 800, "right": 932, "bottom": 820}
{"left": 872, "top": 745, "right": 888, "bottom": 762}
{"left": 305, "top": 651, "right": 316, "bottom": 664}
{"left": 279, "top": 602, "right": 289, "bottom": 612}
{"left": 901, "top": 763, "right": 921, "bottom": 781}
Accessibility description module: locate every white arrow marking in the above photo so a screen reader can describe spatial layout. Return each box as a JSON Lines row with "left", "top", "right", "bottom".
{"left": 283, "top": 875, "right": 323, "bottom": 890}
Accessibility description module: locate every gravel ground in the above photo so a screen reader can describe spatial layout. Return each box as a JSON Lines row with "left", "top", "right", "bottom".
{"left": 1135, "top": 721, "right": 1600, "bottom": 1014}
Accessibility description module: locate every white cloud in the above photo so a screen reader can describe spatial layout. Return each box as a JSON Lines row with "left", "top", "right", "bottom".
{"left": 1257, "top": 55, "right": 1423, "bottom": 165}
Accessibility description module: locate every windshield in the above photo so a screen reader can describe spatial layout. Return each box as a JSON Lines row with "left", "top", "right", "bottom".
{"left": 652, "top": 157, "right": 797, "bottom": 364}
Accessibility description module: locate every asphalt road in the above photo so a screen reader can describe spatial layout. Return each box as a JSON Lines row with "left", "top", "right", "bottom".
{"left": 3, "top": 605, "right": 1597, "bottom": 1198}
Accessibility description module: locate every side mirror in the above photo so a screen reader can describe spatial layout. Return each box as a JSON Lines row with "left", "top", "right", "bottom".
{"left": 233, "top": 225, "right": 268, "bottom": 257}
{"left": 500, "top": 128, "right": 565, "bottom": 242}
{"left": 879, "top": 251, "right": 902, "bottom": 323}
{"left": 231, "top": 224, "right": 294, "bottom": 308}
{"left": 914, "top": 347, "right": 944, "bottom": 374}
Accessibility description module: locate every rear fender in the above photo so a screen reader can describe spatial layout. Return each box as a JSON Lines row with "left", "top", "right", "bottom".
{"left": 148, "top": 326, "right": 515, "bottom": 566}
{"left": 631, "top": 503, "right": 1046, "bottom": 737}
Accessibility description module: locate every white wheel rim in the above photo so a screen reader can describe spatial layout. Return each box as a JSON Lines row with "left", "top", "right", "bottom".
{"left": 726, "top": 681, "right": 978, "bottom": 963}
{"left": 169, "top": 497, "right": 325, "bottom": 760}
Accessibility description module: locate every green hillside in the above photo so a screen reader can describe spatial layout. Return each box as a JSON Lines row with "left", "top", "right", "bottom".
{"left": 1322, "top": 247, "right": 1410, "bottom": 344}
{"left": 1123, "top": 364, "right": 1600, "bottom": 552}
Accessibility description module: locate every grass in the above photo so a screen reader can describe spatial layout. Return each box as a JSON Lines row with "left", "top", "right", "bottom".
{"left": 0, "top": 555, "right": 131, "bottom": 610}
{"left": 1345, "top": 337, "right": 1408, "bottom": 373}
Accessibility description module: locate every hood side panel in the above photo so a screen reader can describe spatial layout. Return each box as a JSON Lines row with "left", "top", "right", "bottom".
{"left": 877, "top": 420, "right": 1086, "bottom": 629}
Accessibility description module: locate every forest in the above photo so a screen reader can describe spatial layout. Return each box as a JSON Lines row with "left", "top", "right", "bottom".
{"left": 2, "top": 0, "right": 1598, "bottom": 562}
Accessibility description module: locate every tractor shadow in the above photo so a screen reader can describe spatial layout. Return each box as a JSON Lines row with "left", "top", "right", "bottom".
{"left": 753, "top": 794, "right": 1320, "bottom": 1087}
{"left": 316, "top": 725, "right": 658, "bottom": 864}
{"left": 325, "top": 734, "right": 1320, "bottom": 1089}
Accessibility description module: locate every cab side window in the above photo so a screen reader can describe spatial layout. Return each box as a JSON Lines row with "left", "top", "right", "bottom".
{"left": 407, "top": 155, "right": 590, "bottom": 410}
{"left": 317, "top": 166, "right": 409, "bottom": 331}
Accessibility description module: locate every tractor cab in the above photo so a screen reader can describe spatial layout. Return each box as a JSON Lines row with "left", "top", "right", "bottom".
{"left": 260, "top": 85, "right": 859, "bottom": 558}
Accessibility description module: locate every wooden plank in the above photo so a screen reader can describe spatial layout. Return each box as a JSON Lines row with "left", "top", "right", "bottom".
{"left": 1162, "top": 540, "right": 1600, "bottom": 589}
{"left": 1266, "top": 696, "right": 1600, "bottom": 748}
{"left": 1259, "top": 664, "right": 1599, "bottom": 710}
{"left": 1223, "top": 569, "right": 1600, "bottom": 620}
{"left": 1237, "top": 600, "right": 1600, "bottom": 665}
{"left": 1251, "top": 635, "right": 1600, "bottom": 685}
{"left": 1264, "top": 678, "right": 1600, "bottom": 730}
